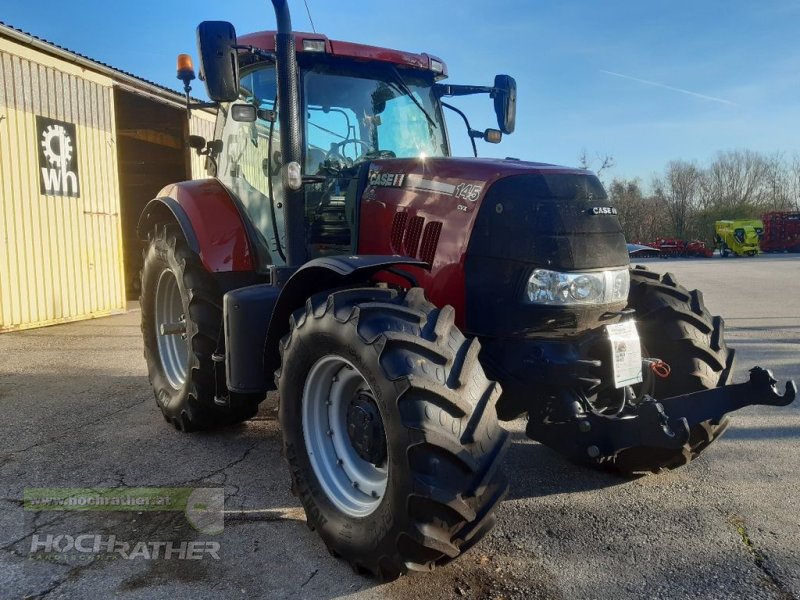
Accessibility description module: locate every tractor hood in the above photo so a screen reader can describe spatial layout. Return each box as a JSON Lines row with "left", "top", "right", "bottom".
{"left": 358, "top": 157, "right": 630, "bottom": 337}
{"left": 361, "top": 156, "right": 628, "bottom": 270}
{"left": 364, "top": 156, "right": 594, "bottom": 198}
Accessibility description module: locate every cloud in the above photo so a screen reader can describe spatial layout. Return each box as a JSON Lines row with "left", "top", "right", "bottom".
{"left": 600, "top": 70, "right": 736, "bottom": 106}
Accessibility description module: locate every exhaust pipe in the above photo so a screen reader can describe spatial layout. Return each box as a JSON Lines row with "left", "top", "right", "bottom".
{"left": 271, "top": 0, "right": 306, "bottom": 267}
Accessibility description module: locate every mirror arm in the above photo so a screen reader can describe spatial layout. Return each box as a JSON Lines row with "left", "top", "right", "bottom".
{"left": 184, "top": 99, "right": 218, "bottom": 118}
{"left": 441, "top": 101, "right": 478, "bottom": 157}
{"left": 188, "top": 101, "right": 218, "bottom": 110}
{"left": 177, "top": 66, "right": 217, "bottom": 116}
{"left": 435, "top": 84, "right": 495, "bottom": 98}
{"left": 231, "top": 45, "right": 276, "bottom": 62}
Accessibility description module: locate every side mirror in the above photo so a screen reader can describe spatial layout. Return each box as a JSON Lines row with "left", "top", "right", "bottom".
{"left": 196, "top": 21, "right": 239, "bottom": 102}
{"left": 493, "top": 74, "right": 516, "bottom": 134}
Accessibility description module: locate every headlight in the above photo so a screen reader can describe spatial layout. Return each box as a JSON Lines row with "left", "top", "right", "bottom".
{"left": 525, "top": 268, "right": 630, "bottom": 305}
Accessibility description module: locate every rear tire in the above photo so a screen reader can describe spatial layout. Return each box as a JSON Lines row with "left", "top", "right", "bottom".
{"left": 276, "top": 287, "right": 509, "bottom": 580}
{"left": 140, "top": 225, "right": 264, "bottom": 431}
{"left": 614, "top": 266, "right": 735, "bottom": 473}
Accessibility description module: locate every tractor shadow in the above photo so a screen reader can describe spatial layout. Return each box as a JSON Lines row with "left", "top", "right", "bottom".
{"left": 501, "top": 428, "right": 629, "bottom": 500}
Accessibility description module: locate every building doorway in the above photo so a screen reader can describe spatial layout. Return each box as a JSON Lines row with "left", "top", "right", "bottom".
{"left": 114, "top": 88, "right": 189, "bottom": 299}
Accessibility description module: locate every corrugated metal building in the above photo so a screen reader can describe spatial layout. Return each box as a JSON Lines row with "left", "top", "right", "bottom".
{"left": 0, "top": 23, "right": 216, "bottom": 332}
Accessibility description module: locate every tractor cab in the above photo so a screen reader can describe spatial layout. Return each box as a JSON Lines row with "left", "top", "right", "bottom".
{"left": 210, "top": 38, "right": 448, "bottom": 266}
{"left": 181, "top": 26, "right": 514, "bottom": 269}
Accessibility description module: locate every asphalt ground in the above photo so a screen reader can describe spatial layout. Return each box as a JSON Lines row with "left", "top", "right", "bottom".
{"left": 1, "top": 254, "right": 798, "bottom": 599}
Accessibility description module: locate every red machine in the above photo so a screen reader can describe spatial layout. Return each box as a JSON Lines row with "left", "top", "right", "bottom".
{"left": 643, "top": 238, "right": 713, "bottom": 258}
{"left": 761, "top": 211, "right": 800, "bottom": 253}
{"left": 684, "top": 239, "right": 714, "bottom": 257}
{"left": 134, "top": 0, "right": 796, "bottom": 580}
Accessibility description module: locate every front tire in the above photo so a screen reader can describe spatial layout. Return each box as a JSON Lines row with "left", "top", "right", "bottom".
{"left": 140, "top": 226, "right": 263, "bottom": 431}
{"left": 276, "top": 287, "right": 509, "bottom": 580}
{"left": 615, "top": 266, "right": 735, "bottom": 473}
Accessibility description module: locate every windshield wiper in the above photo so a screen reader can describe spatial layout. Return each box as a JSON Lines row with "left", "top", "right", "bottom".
{"left": 309, "top": 120, "right": 347, "bottom": 140}
{"left": 387, "top": 66, "right": 437, "bottom": 130}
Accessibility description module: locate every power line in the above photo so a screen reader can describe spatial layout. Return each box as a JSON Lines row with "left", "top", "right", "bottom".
{"left": 303, "top": 0, "right": 317, "bottom": 33}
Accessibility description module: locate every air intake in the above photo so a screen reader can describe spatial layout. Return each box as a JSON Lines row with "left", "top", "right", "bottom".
{"left": 389, "top": 212, "right": 441, "bottom": 262}
{"left": 419, "top": 221, "right": 442, "bottom": 266}
{"left": 403, "top": 216, "right": 424, "bottom": 256}
{"left": 390, "top": 212, "right": 408, "bottom": 253}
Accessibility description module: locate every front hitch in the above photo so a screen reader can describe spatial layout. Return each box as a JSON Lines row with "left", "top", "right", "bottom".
{"left": 526, "top": 367, "right": 796, "bottom": 473}
{"left": 659, "top": 367, "right": 796, "bottom": 424}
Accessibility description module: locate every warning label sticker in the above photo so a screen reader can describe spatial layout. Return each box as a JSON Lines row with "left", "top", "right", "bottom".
{"left": 606, "top": 320, "right": 643, "bottom": 388}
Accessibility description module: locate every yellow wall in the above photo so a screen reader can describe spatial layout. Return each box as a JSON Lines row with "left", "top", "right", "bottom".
{"left": 0, "top": 40, "right": 126, "bottom": 331}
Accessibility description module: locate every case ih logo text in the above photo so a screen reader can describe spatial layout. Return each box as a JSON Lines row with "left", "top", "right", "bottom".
{"left": 589, "top": 206, "right": 618, "bottom": 215}
{"left": 36, "top": 116, "right": 80, "bottom": 197}
{"left": 368, "top": 171, "right": 406, "bottom": 188}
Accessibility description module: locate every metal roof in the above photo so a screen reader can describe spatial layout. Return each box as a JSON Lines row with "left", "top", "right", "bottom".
{"left": 0, "top": 20, "right": 195, "bottom": 108}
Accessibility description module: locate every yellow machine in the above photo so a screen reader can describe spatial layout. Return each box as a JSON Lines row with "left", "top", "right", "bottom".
{"left": 715, "top": 220, "right": 763, "bottom": 256}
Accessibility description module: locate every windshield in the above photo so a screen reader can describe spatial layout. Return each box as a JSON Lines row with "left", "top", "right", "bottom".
{"left": 211, "top": 62, "right": 450, "bottom": 269}
{"left": 302, "top": 61, "right": 448, "bottom": 172}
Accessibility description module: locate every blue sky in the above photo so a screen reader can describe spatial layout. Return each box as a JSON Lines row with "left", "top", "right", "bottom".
{"left": 5, "top": 1, "right": 799, "bottom": 183}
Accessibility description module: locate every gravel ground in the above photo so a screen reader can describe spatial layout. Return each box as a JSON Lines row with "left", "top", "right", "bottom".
{"left": 1, "top": 254, "right": 798, "bottom": 599}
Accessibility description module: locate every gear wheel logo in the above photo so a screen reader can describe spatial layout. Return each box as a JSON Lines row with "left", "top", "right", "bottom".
{"left": 35, "top": 116, "right": 80, "bottom": 197}
{"left": 40, "top": 124, "right": 73, "bottom": 168}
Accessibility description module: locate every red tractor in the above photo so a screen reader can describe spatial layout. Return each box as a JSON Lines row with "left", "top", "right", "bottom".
{"left": 137, "top": 1, "right": 796, "bottom": 579}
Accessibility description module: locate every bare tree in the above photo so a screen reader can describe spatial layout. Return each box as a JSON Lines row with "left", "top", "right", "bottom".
{"left": 607, "top": 178, "right": 665, "bottom": 242}
{"left": 652, "top": 160, "right": 702, "bottom": 239}
{"left": 789, "top": 154, "right": 800, "bottom": 210}
{"left": 600, "top": 148, "right": 800, "bottom": 244}
{"left": 578, "top": 149, "right": 615, "bottom": 180}
{"left": 704, "top": 149, "right": 772, "bottom": 210}
{"left": 763, "top": 152, "right": 793, "bottom": 210}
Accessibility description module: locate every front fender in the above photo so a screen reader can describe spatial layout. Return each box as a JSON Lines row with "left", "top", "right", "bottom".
{"left": 264, "top": 255, "right": 427, "bottom": 379}
{"left": 137, "top": 179, "right": 254, "bottom": 273}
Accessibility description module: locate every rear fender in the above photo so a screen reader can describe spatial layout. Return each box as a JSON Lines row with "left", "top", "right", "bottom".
{"left": 137, "top": 179, "right": 255, "bottom": 272}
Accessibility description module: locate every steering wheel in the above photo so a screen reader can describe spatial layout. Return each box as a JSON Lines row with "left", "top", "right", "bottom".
{"left": 321, "top": 140, "right": 398, "bottom": 175}
{"left": 323, "top": 139, "right": 373, "bottom": 170}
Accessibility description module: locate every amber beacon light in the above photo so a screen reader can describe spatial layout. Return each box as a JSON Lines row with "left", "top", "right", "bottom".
{"left": 176, "top": 53, "right": 196, "bottom": 83}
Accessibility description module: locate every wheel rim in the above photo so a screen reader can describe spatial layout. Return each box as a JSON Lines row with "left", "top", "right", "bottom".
{"left": 155, "top": 269, "right": 189, "bottom": 390}
{"left": 302, "top": 355, "right": 388, "bottom": 517}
